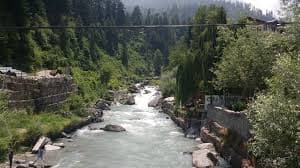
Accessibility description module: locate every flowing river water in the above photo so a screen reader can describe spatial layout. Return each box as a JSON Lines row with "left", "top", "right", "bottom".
{"left": 55, "top": 86, "right": 197, "bottom": 168}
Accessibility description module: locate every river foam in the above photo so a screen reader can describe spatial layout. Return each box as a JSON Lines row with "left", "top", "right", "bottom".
{"left": 56, "top": 86, "right": 196, "bottom": 168}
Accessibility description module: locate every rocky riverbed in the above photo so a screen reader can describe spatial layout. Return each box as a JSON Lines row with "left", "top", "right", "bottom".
{"left": 1, "top": 84, "right": 229, "bottom": 168}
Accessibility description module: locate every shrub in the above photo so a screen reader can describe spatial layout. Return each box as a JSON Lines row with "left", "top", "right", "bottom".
{"left": 0, "top": 137, "right": 9, "bottom": 161}
{"left": 248, "top": 55, "right": 299, "bottom": 167}
{"left": 23, "top": 122, "right": 43, "bottom": 147}
{"left": 229, "top": 100, "right": 247, "bottom": 112}
{"left": 160, "top": 68, "right": 177, "bottom": 97}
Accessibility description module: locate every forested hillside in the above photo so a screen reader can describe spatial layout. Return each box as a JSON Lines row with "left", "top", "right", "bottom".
{"left": 159, "top": 1, "right": 299, "bottom": 167}
{"left": 0, "top": 0, "right": 298, "bottom": 167}
{"left": 123, "top": 0, "right": 275, "bottom": 22}
{"left": 0, "top": 0, "right": 186, "bottom": 101}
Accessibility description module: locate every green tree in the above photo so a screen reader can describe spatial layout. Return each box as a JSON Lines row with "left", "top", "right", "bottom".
{"left": 131, "top": 6, "right": 142, "bottom": 25}
{"left": 160, "top": 68, "right": 177, "bottom": 97}
{"left": 248, "top": 54, "right": 300, "bottom": 167}
{"left": 121, "top": 43, "right": 129, "bottom": 67}
{"left": 214, "top": 28, "right": 291, "bottom": 96}
{"left": 153, "top": 49, "right": 163, "bottom": 76}
{"left": 175, "top": 5, "right": 227, "bottom": 103}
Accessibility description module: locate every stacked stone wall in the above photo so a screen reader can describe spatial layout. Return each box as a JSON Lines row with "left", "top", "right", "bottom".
{"left": 0, "top": 75, "right": 77, "bottom": 111}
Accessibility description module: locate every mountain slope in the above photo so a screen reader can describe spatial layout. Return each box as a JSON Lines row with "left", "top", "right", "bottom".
{"left": 122, "top": 0, "right": 274, "bottom": 21}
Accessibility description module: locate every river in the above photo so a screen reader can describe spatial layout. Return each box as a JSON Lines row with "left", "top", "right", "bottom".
{"left": 54, "top": 86, "right": 197, "bottom": 168}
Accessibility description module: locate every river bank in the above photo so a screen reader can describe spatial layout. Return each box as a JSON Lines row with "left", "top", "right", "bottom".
{"left": 0, "top": 83, "right": 151, "bottom": 168}
{"left": 50, "top": 85, "right": 198, "bottom": 168}
{"left": 1, "top": 85, "right": 229, "bottom": 168}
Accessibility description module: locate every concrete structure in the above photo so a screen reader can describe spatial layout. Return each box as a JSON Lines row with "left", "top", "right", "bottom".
{"left": 207, "top": 105, "right": 250, "bottom": 140}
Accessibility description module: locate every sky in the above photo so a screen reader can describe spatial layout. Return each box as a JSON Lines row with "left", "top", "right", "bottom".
{"left": 237, "top": 0, "right": 281, "bottom": 12}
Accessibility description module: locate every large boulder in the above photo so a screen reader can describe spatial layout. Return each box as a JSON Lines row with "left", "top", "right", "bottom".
{"left": 95, "top": 99, "right": 111, "bottom": 110}
{"left": 114, "top": 90, "right": 135, "bottom": 105}
{"left": 104, "top": 90, "right": 115, "bottom": 101}
{"left": 148, "top": 95, "right": 163, "bottom": 108}
{"left": 101, "top": 124, "right": 126, "bottom": 132}
{"left": 119, "top": 94, "right": 135, "bottom": 105}
{"left": 185, "top": 127, "right": 199, "bottom": 139}
{"left": 88, "top": 108, "right": 104, "bottom": 123}
{"left": 128, "top": 85, "right": 139, "bottom": 93}
{"left": 140, "top": 80, "right": 150, "bottom": 87}
{"left": 126, "top": 95, "right": 135, "bottom": 105}
{"left": 161, "top": 97, "right": 175, "bottom": 114}
{"left": 193, "top": 143, "right": 219, "bottom": 168}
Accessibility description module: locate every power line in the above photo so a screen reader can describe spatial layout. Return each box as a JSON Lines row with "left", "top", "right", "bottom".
{"left": 0, "top": 22, "right": 297, "bottom": 31}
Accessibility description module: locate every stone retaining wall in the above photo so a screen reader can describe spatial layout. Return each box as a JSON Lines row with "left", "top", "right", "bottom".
{"left": 207, "top": 105, "right": 250, "bottom": 140}
{"left": 0, "top": 75, "right": 77, "bottom": 111}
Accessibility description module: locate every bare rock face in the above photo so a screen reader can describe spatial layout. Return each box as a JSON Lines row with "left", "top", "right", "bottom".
{"left": 101, "top": 124, "right": 126, "bottom": 132}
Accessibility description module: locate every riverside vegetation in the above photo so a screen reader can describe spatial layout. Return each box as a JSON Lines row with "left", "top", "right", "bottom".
{"left": 0, "top": 0, "right": 299, "bottom": 167}
{"left": 0, "top": 0, "right": 186, "bottom": 161}
{"left": 160, "top": 1, "right": 299, "bottom": 167}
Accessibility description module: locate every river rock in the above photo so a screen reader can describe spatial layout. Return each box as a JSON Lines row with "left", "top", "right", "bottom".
{"left": 104, "top": 90, "right": 115, "bottom": 101}
{"left": 119, "top": 94, "right": 135, "bottom": 105}
{"left": 161, "top": 97, "right": 175, "bottom": 114}
{"left": 164, "top": 97, "right": 175, "bottom": 102}
{"left": 61, "top": 132, "right": 72, "bottom": 139}
{"left": 95, "top": 99, "right": 111, "bottom": 110}
{"left": 45, "top": 144, "right": 61, "bottom": 151}
{"left": 101, "top": 124, "right": 126, "bottom": 132}
{"left": 185, "top": 127, "right": 200, "bottom": 139}
{"left": 67, "top": 139, "right": 74, "bottom": 142}
{"left": 126, "top": 95, "right": 135, "bottom": 105}
{"left": 148, "top": 95, "right": 162, "bottom": 107}
{"left": 16, "top": 164, "right": 27, "bottom": 168}
{"left": 193, "top": 143, "right": 219, "bottom": 168}
{"left": 141, "top": 80, "right": 150, "bottom": 87}
{"left": 88, "top": 126, "right": 101, "bottom": 130}
{"left": 88, "top": 108, "right": 104, "bottom": 123}
{"left": 128, "top": 85, "right": 139, "bottom": 93}
{"left": 28, "top": 161, "right": 35, "bottom": 168}
{"left": 144, "top": 89, "right": 151, "bottom": 94}
{"left": 15, "top": 159, "right": 26, "bottom": 164}
{"left": 53, "top": 143, "right": 65, "bottom": 148}
{"left": 195, "top": 138, "right": 202, "bottom": 143}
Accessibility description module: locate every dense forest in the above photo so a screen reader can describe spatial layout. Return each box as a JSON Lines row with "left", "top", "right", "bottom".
{"left": 0, "top": 0, "right": 276, "bottom": 101}
{"left": 159, "top": 0, "right": 299, "bottom": 167}
{"left": 0, "top": 0, "right": 299, "bottom": 167}
{"left": 123, "top": 0, "right": 275, "bottom": 22}
{"left": 0, "top": 0, "right": 186, "bottom": 101}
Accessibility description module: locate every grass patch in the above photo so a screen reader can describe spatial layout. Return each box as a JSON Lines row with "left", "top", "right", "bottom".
{"left": 0, "top": 108, "right": 81, "bottom": 162}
